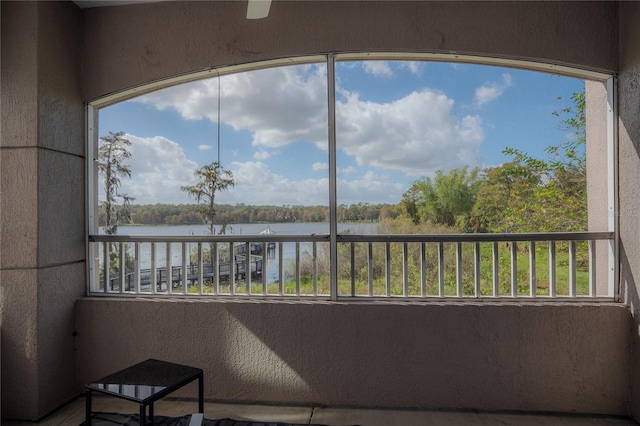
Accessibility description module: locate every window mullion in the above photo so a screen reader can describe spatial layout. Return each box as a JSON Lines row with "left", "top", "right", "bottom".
{"left": 327, "top": 54, "right": 338, "bottom": 301}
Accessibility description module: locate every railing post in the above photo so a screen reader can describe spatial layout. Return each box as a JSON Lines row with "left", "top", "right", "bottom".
{"left": 510, "top": 241, "right": 518, "bottom": 297}
{"left": 589, "top": 240, "right": 596, "bottom": 297}
{"left": 350, "top": 242, "right": 356, "bottom": 296}
{"left": 456, "top": 242, "right": 463, "bottom": 297}
{"left": 182, "top": 242, "right": 188, "bottom": 294}
{"left": 151, "top": 242, "right": 157, "bottom": 294}
{"left": 569, "top": 240, "right": 577, "bottom": 297}
{"left": 295, "top": 241, "right": 301, "bottom": 296}
{"left": 403, "top": 242, "right": 410, "bottom": 297}
{"left": 198, "top": 242, "right": 204, "bottom": 295}
{"left": 135, "top": 242, "right": 141, "bottom": 293}
{"left": 119, "top": 242, "right": 126, "bottom": 293}
{"left": 438, "top": 242, "right": 445, "bottom": 297}
{"left": 492, "top": 242, "right": 499, "bottom": 297}
{"left": 529, "top": 241, "right": 536, "bottom": 298}
{"left": 421, "top": 242, "right": 427, "bottom": 297}
{"left": 385, "top": 242, "right": 391, "bottom": 296}
{"left": 368, "top": 242, "right": 374, "bottom": 296}
{"left": 474, "top": 242, "right": 481, "bottom": 297}
{"left": 166, "top": 242, "right": 172, "bottom": 294}
{"left": 549, "top": 241, "right": 557, "bottom": 298}
{"left": 264, "top": 242, "right": 269, "bottom": 296}
{"left": 278, "top": 242, "right": 284, "bottom": 296}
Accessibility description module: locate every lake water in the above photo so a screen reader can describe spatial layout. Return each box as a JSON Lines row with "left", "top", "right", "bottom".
{"left": 113, "top": 222, "right": 378, "bottom": 236}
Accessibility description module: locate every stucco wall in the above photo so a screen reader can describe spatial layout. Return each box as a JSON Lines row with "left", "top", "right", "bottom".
{"left": 618, "top": 1, "right": 640, "bottom": 420}
{"left": 81, "top": 1, "right": 618, "bottom": 101}
{"left": 75, "top": 298, "right": 631, "bottom": 415}
{"left": 0, "top": 1, "right": 85, "bottom": 420}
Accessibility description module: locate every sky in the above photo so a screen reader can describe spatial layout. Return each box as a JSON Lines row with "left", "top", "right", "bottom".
{"left": 98, "top": 60, "right": 584, "bottom": 206}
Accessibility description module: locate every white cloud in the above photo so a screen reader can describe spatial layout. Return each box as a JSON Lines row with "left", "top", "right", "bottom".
{"left": 216, "top": 161, "right": 404, "bottom": 206}
{"left": 362, "top": 61, "right": 393, "bottom": 77}
{"left": 338, "top": 172, "right": 405, "bottom": 205}
{"left": 312, "top": 162, "right": 328, "bottom": 171}
{"left": 135, "top": 65, "right": 328, "bottom": 149}
{"left": 133, "top": 64, "right": 485, "bottom": 195}
{"left": 111, "top": 133, "right": 408, "bottom": 206}
{"left": 474, "top": 73, "right": 513, "bottom": 106}
{"left": 338, "top": 166, "right": 357, "bottom": 175}
{"left": 336, "top": 89, "right": 483, "bottom": 176}
{"left": 114, "top": 134, "right": 199, "bottom": 204}
{"left": 254, "top": 150, "right": 271, "bottom": 160}
{"left": 221, "top": 161, "right": 328, "bottom": 205}
{"left": 199, "top": 144, "right": 212, "bottom": 150}
{"left": 401, "top": 61, "right": 421, "bottom": 75}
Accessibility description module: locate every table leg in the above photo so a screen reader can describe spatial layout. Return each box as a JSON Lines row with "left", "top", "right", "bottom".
{"left": 149, "top": 402, "right": 154, "bottom": 426}
{"left": 198, "top": 373, "right": 204, "bottom": 413}
{"left": 140, "top": 404, "right": 146, "bottom": 426}
{"left": 85, "top": 389, "right": 92, "bottom": 426}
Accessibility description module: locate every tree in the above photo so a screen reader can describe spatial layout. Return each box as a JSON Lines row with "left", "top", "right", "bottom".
{"left": 181, "top": 162, "right": 235, "bottom": 235}
{"left": 401, "top": 167, "right": 481, "bottom": 229}
{"left": 503, "top": 92, "right": 586, "bottom": 232}
{"left": 98, "top": 131, "right": 133, "bottom": 235}
{"left": 469, "top": 91, "right": 587, "bottom": 233}
{"left": 467, "top": 162, "right": 539, "bottom": 233}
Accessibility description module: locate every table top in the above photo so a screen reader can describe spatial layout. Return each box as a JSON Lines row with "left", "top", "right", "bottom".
{"left": 86, "top": 359, "right": 202, "bottom": 404}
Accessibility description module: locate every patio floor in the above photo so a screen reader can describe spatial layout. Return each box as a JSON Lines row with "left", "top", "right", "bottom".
{"left": 2, "top": 395, "right": 639, "bottom": 426}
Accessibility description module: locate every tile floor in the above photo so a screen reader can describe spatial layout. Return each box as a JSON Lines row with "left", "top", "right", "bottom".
{"left": 2, "top": 395, "right": 638, "bottom": 426}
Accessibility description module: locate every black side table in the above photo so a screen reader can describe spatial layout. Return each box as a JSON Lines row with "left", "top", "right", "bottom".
{"left": 85, "top": 359, "right": 204, "bottom": 426}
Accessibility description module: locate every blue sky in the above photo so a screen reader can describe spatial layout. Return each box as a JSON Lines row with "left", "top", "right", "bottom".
{"left": 99, "top": 60, "right": 584, "bottom": 206}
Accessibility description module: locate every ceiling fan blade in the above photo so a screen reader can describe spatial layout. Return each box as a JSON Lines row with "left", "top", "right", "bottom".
{"left": 246, "top": 0, "right": 271, "bottom": 19}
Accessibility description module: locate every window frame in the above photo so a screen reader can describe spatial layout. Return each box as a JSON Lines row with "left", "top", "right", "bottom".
{"left": 86, "top": 52, "right": 618, "bottom": 300}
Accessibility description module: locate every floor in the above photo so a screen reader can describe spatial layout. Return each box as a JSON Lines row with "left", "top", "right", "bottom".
{"left": 2, "top": 395, "right": 639, "bottom": 426}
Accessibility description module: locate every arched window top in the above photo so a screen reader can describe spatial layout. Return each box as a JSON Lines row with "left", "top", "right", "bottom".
{"left": 89, "top": 53, "right": 611, "bottom": 109}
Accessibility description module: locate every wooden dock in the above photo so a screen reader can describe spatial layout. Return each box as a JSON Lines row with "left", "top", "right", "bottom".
{"left": 103, "top": 254, "right": 262, "bottom": 291}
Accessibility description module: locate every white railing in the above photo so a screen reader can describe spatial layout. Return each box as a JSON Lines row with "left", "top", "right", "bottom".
{"left": 88, "top": 231, "right": 614, "bottom": 300}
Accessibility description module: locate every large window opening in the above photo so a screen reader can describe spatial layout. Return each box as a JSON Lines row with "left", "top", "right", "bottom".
{"left": 87, "top": 54, "right": 615, "bottom": 300}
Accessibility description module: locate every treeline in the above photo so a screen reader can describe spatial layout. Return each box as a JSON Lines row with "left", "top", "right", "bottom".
{"left": 99, "top": 202, "right": 399, "bottom": 226}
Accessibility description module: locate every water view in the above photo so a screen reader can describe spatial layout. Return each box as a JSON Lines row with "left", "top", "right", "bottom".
{"left": 113, "top": 222, "right": 378, "bottom": 236}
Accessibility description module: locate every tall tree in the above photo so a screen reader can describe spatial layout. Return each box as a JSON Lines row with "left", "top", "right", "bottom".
{"left": 98, "top": 131, "right": 133, "bottom": 235}
{"left": 181, "top": 162, "right": 235, "bottom": 235}
{"left": 467, "top": 162, "right": 539, "bottom": 233}
{"left": 469, "top": 91, "right": 587, "bottom": 233}
{"left": 503, "top": 92, "right": 586, "bottom": 232}
{"left": 401, "top": 167, "right": 481, "bottom": 229}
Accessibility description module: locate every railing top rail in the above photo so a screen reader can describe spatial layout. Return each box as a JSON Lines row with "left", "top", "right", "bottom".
{"left": 89, "top": 231, "right": 613, "bottom": 244}
{"left": 337, "top": 231, "right": 613, "bottom": 243}
{"left": 89, "top": 234, "right": 331, "bottom": 243}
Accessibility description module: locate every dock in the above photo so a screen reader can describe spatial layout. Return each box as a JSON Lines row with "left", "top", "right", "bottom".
{"left": 103, "top": 254, "right": 262, "bottom": 291}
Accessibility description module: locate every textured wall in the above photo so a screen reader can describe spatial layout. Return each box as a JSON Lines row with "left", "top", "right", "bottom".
{"left": 0, "top": 2, "right": 85, "bottom": 420}
{"left": 618, "top": 1, "right": 640, "bottom": 420}
{"left": 81, "top": 1, "right": 618, "bottom": 101}
{"left": 76, "top": 298, "right": 631, "bottom": 415}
